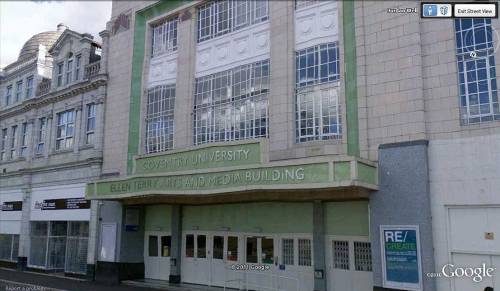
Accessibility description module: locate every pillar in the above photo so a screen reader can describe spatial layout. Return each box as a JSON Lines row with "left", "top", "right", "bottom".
{"left": 313, "top": 200, "right": 326, "bottom": 291}
{"left": 173, "top": 7, "right": 197, "bottom": 149}
{"left": 98, "top": 30, "right": 110, "bottom": 74}
{"left": 169, "top": 204, "right": 182, "bottom": 283}
{"left": 17, "top": 175, "right": 32, "bottom": 270}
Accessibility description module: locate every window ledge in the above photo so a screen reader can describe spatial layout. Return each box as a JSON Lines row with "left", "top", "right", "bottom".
{"left": 79, "top": 144, "right": 95, "bottom": 151}
{"left": 50, "top": 149, "right": 74, "bottom": 156}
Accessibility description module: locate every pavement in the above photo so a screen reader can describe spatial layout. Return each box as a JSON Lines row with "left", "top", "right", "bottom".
{"left": 0, "top": 267, "right": 221, "bottom": 291}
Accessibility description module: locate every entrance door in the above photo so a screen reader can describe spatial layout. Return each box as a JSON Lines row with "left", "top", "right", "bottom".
{"left": 144, "top": 231, "right": 171, "bottom": 281}
{"left": 244, "top": 235, "right": 277, "bottom": 290}
{"left": 452, "top": 253, "right": 496, "bottom": 291}
{"left": 210, "top": 234, "right": 242, "bottom": 287}
{"left": 326, "top": 236, "right": 373, "bottom": 291}
{"left": 278, "top": 236, "right": 314, "bottom": 291}
{"left": 181, "top": 232, "right": 210, "bottom": 285}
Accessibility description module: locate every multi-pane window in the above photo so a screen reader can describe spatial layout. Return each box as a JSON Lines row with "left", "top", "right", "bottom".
{"left": 85, "top": 104, "right": 96, "bottom": 144}
{"left": 333, "top": 240, "right": 349, "bottom": 270}
{"left": 66, "top": 59, "right": 73, "bottom": 85}
{"left": 298, "top": 238, "right": 312, "bottom": 266}
{"left": 455, "top": 18, "right": 499, "bottom": 124}
{"left": 354, "top": 241, "right": 372, "bottom": 272}
{"left": 296, "top": 42, "right": 341, "bottom": 143}
{"left": 145, "top": 85, "right": 175, "bottom": 153}
{"left": 152, "top": 18, "right": 178, "bottom": 57}
{"left": 197, "top": 0, "right": 268, "bottom": 43}
{"left": 65, "top": 221, "right": 89, "bottom": 274}
{"left": 20, "top": 122, "right": 28, "bottom": 157}
{"left": 193, "top": 60, "right": 269, "bottom": 145}
{"left": 36, "top": 118, "right": 46, "bottom": 154}
{"left": 75, "top": 55, "right": 81, "bottom": 81}
{"left": 15, "top": 81, "right": 23, "bottom": 102}
{"left": 0, "top": 234, "right": 19, "bottom": 262}
{"left": 282, "top": 238, "right": 294, "bottom": 265}
{"left": 10, "top": 125, "right": 17, "bottom": 159}
{"left": 5, "top": 85, "right": 12, "bottom": 106}
{"left": 56, "top": 110, "right": 75, "bottom": 150}
{"left": 26, "top": 76, "right": 34, "bottom": 99}
{"left": 57, "top": 63, "right": 64, "bottom": 87}
{"left": 0, "top": 128, "right": 7, "bottom": 161}
{"left": 295, "top": 0, "right": 321, "bottom": 9}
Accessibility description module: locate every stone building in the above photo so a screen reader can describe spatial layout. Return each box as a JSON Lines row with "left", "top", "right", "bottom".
{"left": 0, "top": 23, "right": 108, "bottom": 276}
{"left": 87, "top": 1, "right": 500, "bottom": 291}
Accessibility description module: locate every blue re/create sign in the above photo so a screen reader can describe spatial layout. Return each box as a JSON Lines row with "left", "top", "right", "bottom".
{"left": 384, "top": 229, "right": 420, "bottom": 284}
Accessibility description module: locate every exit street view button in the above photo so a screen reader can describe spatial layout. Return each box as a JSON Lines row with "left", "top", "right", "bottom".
{"left": 454, "top": 3, "right": 497, "bottom": 18}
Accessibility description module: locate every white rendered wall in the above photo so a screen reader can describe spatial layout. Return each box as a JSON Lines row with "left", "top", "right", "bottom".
{"left": 429, "top": 134, "right": 500, "bottom": 291}
{"left": 0, "top": 190, "right": 23, "bottom": 234}
{"left": 294, "top": 1, "right": 339, "bottom": 50}
{"left": 30, "top": 183, "right": 90, "bottom": 221}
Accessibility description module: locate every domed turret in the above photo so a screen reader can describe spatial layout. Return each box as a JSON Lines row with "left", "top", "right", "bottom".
{"left": 17, "top": 24, "right": 66, "bottom": 61}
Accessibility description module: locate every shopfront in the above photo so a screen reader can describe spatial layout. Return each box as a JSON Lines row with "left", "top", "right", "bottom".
{"left": 0, "top": 190, "right": 22, "bottom": 264}
{"left": 87, "top": 141, "right": 378, "bottom": 290}
{"left": 29, "top": 184, "right": 90, "bottom": 274}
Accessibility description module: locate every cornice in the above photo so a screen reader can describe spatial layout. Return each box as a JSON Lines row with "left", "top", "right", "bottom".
{"left": 0, "top": 75, "right": 107, "bottom": 119}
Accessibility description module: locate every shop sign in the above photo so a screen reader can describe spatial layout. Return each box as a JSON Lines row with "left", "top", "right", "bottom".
{"left": 34, "top": 198, "right": 90, "bottom": 210}
{"left": 1, "top": 201, "right": 22, "bottom": 211}
{"left": 91, "top": 163, "right": 329, "bottom": 197}
{"left": 135, "top": 142, "right": 261, "bottom": 174}
{"left": 380, "top": 225, "right": 422, "bottom": 291}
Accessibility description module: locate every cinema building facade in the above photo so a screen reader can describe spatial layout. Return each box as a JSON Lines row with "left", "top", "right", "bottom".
{"left": 88, "top": 1, "right": 500, "bottom": 291}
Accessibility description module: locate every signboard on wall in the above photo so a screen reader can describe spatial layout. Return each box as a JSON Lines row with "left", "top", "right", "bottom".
{"left": 1, "top": 201, "right": 22, "bottom": 211}
{"left": 380, "top": 225, "right": 423, "bottom": 291}
{"left": 125, "top": 208, "right": 140, "bottom": 232}
{"left": 34, "top": 198, "right": 90, "bottom": 210}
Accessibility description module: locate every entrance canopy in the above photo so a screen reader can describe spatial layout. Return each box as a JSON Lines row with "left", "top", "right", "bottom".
{"left": 86, "top": 140, "right": 378, "bottom": 204}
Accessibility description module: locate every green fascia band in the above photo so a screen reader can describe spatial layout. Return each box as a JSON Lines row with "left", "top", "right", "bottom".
{"left": 343, "top": 1, "right": 360, "bottom": 157}
{"left": 127, "top": 0, "right": 188, "bottom": 174}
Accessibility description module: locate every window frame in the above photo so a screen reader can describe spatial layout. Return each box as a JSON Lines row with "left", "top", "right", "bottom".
{"left": 55, "top": 110, "right": 75, "bottom": 151}
{"left": 15, "top": 81, "right": 23, "bottom": 102}
{"left": 20, "top": 122, "right": 28, "bottom": 157}
{"left": 5, "top": 85, "right": 12, "bottom": 106}
{"left": 455, "top": 18, "right": 499, "bottom": 124}
{"left": 26, "top": 76, "right": 34, "bottom": 99}
{"left": 10, "top": 125, "right": 18, "bottom": 159}
{"left": 57, "top": 62, "right": 64, "bottom": 87}
{"left": 66, "top": 59, "right": 73, "bottom": 85}
{"left": 36, "top": 117, "right": 47, "bottom": 154}
{"left": 145, "top": 84, "right": 176, "bottom": 154}
{"left": 85, "top": 103, "right": 96, "bottom": 145}
{"left": 0, "top": 128, "right": 7, "bottom": 161}
{"left": 151, "top": 17, "right": 179, "bottom": 57}
{"left": 75, "top": 55, "right": 82, "bottom": 81}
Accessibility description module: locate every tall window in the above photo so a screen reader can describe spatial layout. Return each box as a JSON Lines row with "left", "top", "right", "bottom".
{"left": 455, "top": 18, "right": 498, "bottom": 124}
{"left": 0, "top": 128, "right": 7, "bottom": 161}
{"left": 197, "top": 0, "right": 268, "bottom": 43}
{"left": 57, "top": 63, "right": 64, "bottom": 87}
{"left": 152, "top": 18, "right": 178, "bottom": 57}
{"left": 56, "top": 110, "right": 75, "bottom": 150}
{"left": 75, "top": 55, "right": 82, "bottom": 81}
{"left": 193, "top": 60, "right": 269, "bottom": 145}
{"left": 296, "top": 42, "right": 341, "bottom": 143}
{"left": 20, "top": 122, "right": 28, "bottom": 157}
{"left": 36, "top": 118, "right": 46, "bottom": 154}
{"left": 146, "top": 85, "right": 175, "bottom": 153}
{"left": 5, "top": 85, "right": 12, "bottom": 106}
{"left": 15, "top": 81, "right": 23, "bottom": 102}
{"left": 66, "top": 59, "right": 73, "bottom": 85}
{"left": 10, "top": 125, "right": 17, "bottom": 159}
{"left": 85, "top": 104, "right": 96, "bottom": 144}
{"left": 26, "top": 76, "right": 34, "bottom": 99}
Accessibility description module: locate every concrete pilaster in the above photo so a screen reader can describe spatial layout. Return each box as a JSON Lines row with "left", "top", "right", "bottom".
{"left": 169, "top": 204, "right": 182, "bottom": 283}
{"left": 98, "top": 30, "right": 110, "bottom": 74}
{"left": 173, "top": 8, "right": 197, "bottom": 149}
{"left": 313, "top": 200, "right": 326, "bottom": 291}
{"left": 17, "top": 175, "right": 32, "bottom": 270}
{"left": 73, "top": 105, "right": 82, "bottom": 152}
{"left": 268, "top": 0, "right": 295, "bottom": 153}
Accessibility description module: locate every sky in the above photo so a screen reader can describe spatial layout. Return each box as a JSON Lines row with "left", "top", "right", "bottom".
{"left": 0, "top": 0, "right": 112, "bottom": 69}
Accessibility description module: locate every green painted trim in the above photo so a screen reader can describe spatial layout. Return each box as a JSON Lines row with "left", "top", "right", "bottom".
{"left": 183, "top": 202, "right": 313, "bottom": 233}
{"left": 325, "top": 201, "right": 369, "bottom": 236}
{"left": 145, "top": 205, "right": 172, "bottom": 232}
{"left": 334, "top": 161, "right": 351, "bottom": 181}
{"left": 135, "top": 142, "right": 261, "bottom": 174}
{"left": 127, "top": 0, "right": 188, "bottom": 174}
{"left": 357, "top": 162, "right": 377, "bottom": 185}
{"left": 343, "top": 1, "right": 360, "bottom": 157}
